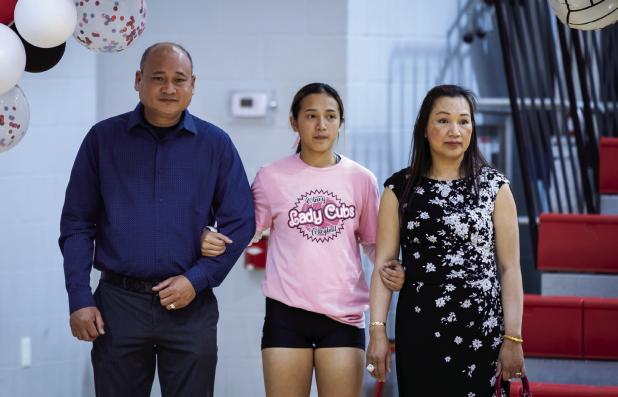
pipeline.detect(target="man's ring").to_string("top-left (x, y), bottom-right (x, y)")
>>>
top-left (168, 303), bottom-right (176, 310)
top-left (514, 371), bottom-right (523, 377)
top-left (366, 363), bottom-right (375, 373)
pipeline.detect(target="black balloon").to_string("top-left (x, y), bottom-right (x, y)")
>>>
top-left (10, 23), bottom-right (66, 73)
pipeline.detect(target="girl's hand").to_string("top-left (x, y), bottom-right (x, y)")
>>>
top-left (366, 328), bottom-right (392, 382)
top-left (200, 230), bottom-right (232, 257)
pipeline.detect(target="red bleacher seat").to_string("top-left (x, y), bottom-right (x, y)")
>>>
top-left (523, 295), bottom-right (618, 360)
top-left (522, 294), bottom-right (583, 358)
top-left (600, 137), bottom-right (618, 194)
top-left (537, 213), bottom-right (618, 273)
top-left (524, 382), bottom-right (618, 396)
top-left (583, 297), bottom-right (618, 360)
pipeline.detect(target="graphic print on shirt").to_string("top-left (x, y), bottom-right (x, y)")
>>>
top-left (287, 189), bottom-right (356, 242)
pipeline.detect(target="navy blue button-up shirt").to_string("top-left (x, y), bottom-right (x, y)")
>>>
top-left (59, 104), bottom-right (255, 313)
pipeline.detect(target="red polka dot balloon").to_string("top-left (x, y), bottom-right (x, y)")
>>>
top-left (0, 85), bottom-right (30, 154)
top-left (73, 0), bottom-right (147, 52)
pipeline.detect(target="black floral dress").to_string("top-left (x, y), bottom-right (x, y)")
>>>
top-left (385, 167), bottom-right (509, 397)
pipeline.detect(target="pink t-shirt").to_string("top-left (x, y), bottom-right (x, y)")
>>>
top-left (252, 154), bottom-right (379, 328)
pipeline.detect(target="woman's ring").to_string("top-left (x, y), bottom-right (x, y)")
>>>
top-left (366, 363), bottom-right (376, 373)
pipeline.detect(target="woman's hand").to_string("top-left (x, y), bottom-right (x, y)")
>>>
top-left (379, 260), bottom-right (405, 291)
top-left (366, 327), bottom-right (391, 382)
top-left (496, 339), bottom-right (525, 381)
top-left (200, 230), bottom-right (232, 257)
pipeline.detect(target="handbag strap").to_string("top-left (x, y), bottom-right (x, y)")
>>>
top-left (522, 375), bottom-right (532, 397)
top-left (494, 374), bottom-right (532, 396)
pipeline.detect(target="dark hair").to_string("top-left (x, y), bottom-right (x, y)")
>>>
top-left (398, 84), bottom-right (488, 219)
top-left (290, 83), bottom-right (345, 153)
top-left (140, 42), bottom-right (193, 73)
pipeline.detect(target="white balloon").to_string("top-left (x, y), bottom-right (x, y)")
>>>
top-left (0, 85), bottom-right (30, 154)
top-left (0, 24), bottom-right (26, 96)
top-left (14, 0), bottom-right (77, 48)
top-left (549, 0), bottom-right (618, 31)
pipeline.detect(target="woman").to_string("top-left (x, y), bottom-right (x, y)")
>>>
top-left (367, 85), bottom-right (525, 396)
top-left (202, 82), bottom-right (404, 397)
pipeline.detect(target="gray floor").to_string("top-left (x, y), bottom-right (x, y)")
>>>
top-left (525, 358), bottom-right (618, 386)
top-left (601, 195), bottom-right (618, 214)
top-left (541, 273), bottom-right (618, 298)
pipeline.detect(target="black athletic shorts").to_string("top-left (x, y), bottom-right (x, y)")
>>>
top-left (261, 297), bottom-right (365, 350)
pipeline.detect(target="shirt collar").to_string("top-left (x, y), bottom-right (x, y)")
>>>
top-left (128, 103), bottom-right (198, 136)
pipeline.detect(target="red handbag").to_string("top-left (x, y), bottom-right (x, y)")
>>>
top-left (495, 374), bottom-right (532, 397)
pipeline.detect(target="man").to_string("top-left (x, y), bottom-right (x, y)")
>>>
top-left (59, 42), bottom-right (255, 397)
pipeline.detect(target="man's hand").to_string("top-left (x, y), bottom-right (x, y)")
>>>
top-left (379, 259), bottom-right (405, 291)
top-left (200, 230), bottom-right (233, 257)
top-left (70, 306), bottom-right (105, 341)
top-left (153, 275), bottom-right (197, 310)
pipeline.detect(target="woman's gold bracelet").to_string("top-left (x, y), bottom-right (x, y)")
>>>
top-left (369, 321), bottom-right (386, 327)
top-left (503, 334), bottom-right (524, 343)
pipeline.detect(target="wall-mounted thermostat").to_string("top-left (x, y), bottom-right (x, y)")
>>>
top-left (231, 92), bottom-right (273, 118)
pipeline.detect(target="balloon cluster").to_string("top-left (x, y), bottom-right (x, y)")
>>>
top-left (0, 0), bottom-right (147, 153)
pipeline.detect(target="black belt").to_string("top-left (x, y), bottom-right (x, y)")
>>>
top-left (101, 271), bottom-right (161, 294)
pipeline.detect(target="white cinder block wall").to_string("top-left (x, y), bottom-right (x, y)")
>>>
top-left (0, 1), bottom-right (460, 396)
top-left (347, 0), bottom-right (463, 181)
